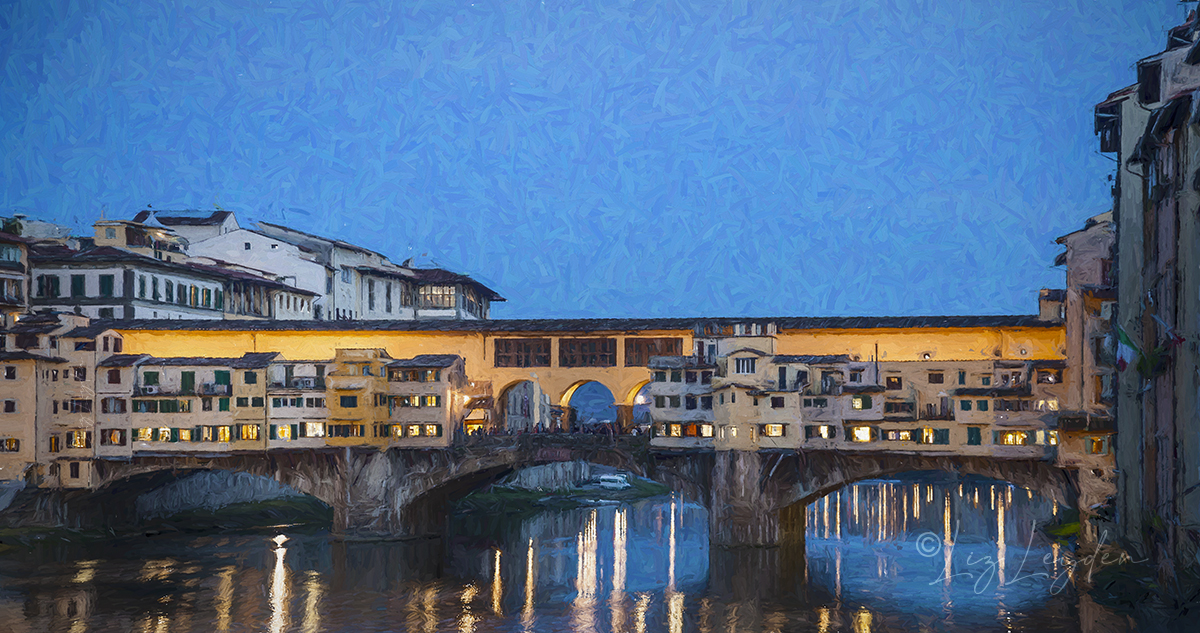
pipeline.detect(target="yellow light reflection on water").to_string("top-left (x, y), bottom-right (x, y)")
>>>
top-left (633, 592), bottom-right (651, 633)
top-left (492, 549), bottom-right (503, 616)
top-left (667, 590), bottom-right (685, 633)
top-left (573, 509), bottom-right (599, 632)
top-left (460, 583), bottom-right (478, 633)
top-left (269, 539), bottom-right (290, 633)
top-left (668, 499), bottom-right (676, 589)
top-left (817, 607), bottom-right (832, 633)
top-left (522, 538), bottom-right (536, 632)
top-left (215, 565), bottom-right (235, 633)
top-left (73, 559), bottom-right (98, 584)
top-left (997, 495), bottom-right (1007, 586)
top-left (302, 570), bottom-right (322, 633)
top-left (854, 606), bottom-right (873, 633)
top-left (611, 508), bottom-right (627, 633)
top-left (943, 492), bottom-right (953, 589)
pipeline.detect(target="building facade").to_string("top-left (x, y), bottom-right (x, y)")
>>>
top-left (1094, 13), bottom-right (1200, 573)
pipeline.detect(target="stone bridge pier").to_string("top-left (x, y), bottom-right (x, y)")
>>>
top-left (657, 449), bottom-right (1079, 548)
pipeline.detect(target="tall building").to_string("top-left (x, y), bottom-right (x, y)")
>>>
top-left (0, 232), bottom-right (30, 319)
top-left (1093, 12), bottom-right (1200, 573)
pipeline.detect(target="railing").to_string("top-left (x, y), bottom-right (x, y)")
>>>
top-left (199, 383), bottom-right (231, 395)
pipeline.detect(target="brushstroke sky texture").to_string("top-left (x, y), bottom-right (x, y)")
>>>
top-left (0, 0), bottom-right (1184, 318)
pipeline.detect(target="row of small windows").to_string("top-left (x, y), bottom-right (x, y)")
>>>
top-left (651, 370), bottom-right (713, 384)
top-left (134, 425), bottom-right (260, 442)
top-left (494, 338), bottom-right (684, 368)
top-left (653, 395), bottom-right (713, 410)
top-left (337, 395), bottom-right (444, 408)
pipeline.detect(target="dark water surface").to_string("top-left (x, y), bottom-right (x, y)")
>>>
top-left (0, 477), bottom-right (1126, 632)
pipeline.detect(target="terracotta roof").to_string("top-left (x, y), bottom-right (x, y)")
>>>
top-left (98, 352), bottom-right (281, 368)
top-left (0, 351), bottom-right (67, 363)
top-left (387, 354), bottom-right (461, 369)
top-left (93, 314), bottom-right (1062, 334)
top-left (772, 354), bottom-right (854, 365)
top-left (408, 267), bottom-right (505, 301)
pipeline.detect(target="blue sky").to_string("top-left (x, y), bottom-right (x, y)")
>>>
top-left (0, 0), bottom-right (1184, 318)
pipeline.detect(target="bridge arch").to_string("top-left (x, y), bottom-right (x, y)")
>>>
top-left (773, 452), bottom-right (1077, 512)
top-left (623, 379), bottom-right (652, 407)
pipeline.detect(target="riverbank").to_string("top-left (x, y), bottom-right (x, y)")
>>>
top-left (455, 474), bottom-right (670, 518)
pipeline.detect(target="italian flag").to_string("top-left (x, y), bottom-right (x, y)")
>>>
top-left (1115, 325), bottom-right (1140, 372)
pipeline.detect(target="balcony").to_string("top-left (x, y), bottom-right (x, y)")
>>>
top-left (199, 383), bottom-right (232, 396)
top-left (268, 378), bottom-right (325, 391)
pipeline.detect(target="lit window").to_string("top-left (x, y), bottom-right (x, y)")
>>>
top-left (1088, 437), bottom-right (1107, 454)
top-left (424, 424), bottom-right (440, 437)
top-left (1047, 431), bottom-right (1059, 445)
top-left (157, 427), bottom-right (171, 442)
top-left (178, 428), bottom-right (192, 442)
top-left (763, 424), bottom-right (785, 437)
top-left (407, 424), bottom-right (422, 437)
top-left (700, 424), bottom-right (714, 438)
top-left (306, 422), bottom-right (325, 438)
top-left (1000, 431), bottom-right (1028, 446)
top-left (217, 426), bottom-right (232, 442)
top-left (852, 426), bottom-right (872, 442)
top-left (851, 395), bottom-right (872, 410)
top-left (276, 425), bottom-right (292, 440)
top-left (728, 426), bottom-right (738, 438)
top-left (669, 424), bottom-right (682, 437)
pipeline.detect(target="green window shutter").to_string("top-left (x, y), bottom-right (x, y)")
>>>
top-left (193, 427), bottom-right (202, 442)
top-left (170, 428), bottom-right (179, 442)
top-left (181, 372), bottom-right (195, 394)
top-left (219, 397), bottom-right (229, 412)
top-left (269, 425), bottom-right (277, 440)
top-left (978, 400), bottom-right (989, 412)
top-left (290, 424), bottom-right (299, 440)
top-left (214, 371), bottom-right (230, 386)
top-left (144, 372), bottom-right (159, 386)
top-left (861, 395), bottom-right (872, 409)
top-left (967, 427), bottom-right (981, 445)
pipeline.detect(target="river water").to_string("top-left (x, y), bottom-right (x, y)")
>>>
top-left (0, 475), bottom-right (1128, 632)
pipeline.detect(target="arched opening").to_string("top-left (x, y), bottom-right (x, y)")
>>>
top-left (51, 469), bottom-right (332, 533)
top-left (498, 380), bottom-right (556, 432)
top-left (560, 380), bottom-right (618, 433)
top-left (629, 382), bottom-right (654, 432)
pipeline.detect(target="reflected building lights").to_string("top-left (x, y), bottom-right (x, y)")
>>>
top-left (667, 590), bottom-right (685, 633)
top-left (998, 495), bottom-right (1007, 586)
top-left (269, 540), bottom-right (290, 633)
top-left (460, 583), bottom-right (478, 633)
top-left (573, 509), bottom-right (598, 632)
top-left (633, 593), bottom-right (650, 633)
top-left (611, 508), bottom-right (627, 633)
top-left (215, 565), bottom-right (235, 633)
top-left (668, 499), bottom-right (676, 589)
top-left (302, 570), bottom-right (323, 633)
top-left (492, 549), bottom-right (503, 616)
top-left (817, 607), bottom-right (832, 633)
top-left (73, 560), bottom-right (98, 584)
top-left (523, 538), bottom-right (536, 632)
top-left (854, 606), bottom-right (873, 633)
top-left (943, 492), bottom-right (953, 589)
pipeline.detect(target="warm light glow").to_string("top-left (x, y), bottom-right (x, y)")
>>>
top-left (302, 570), bottom-right (322, 633)
top-left (215, 566), bottom-right (235, 632)
top-left (459, 584), bottom-right (478, 633)
top-left (1000, 431), bottom-right (1028, 446)
top-left (852, 426), bottom-right (872, 442)
top-left (269, 542), bottom-right (290, 633)
top-left (573, 509), bottom-right (598, 631)
top-left (522, 538), bottom-right (535, 632)
top-left (854, 606), bottom-right (873, 633)
top-left (611, 508), bottom-right (627, 633)
top-left (998, 492), bottom-right (1007, 586)
top-left (764, 424), bottom-right (784, 437)
top-left (73, 559), bottom-right (97, 584)
top-left (669, 424), bottom-right (682, 437)
top-left (699, 424), bottom-right (713, 438)
top-left (492, 549), bottom-right (503, 616)
top-left (633, 593), bottom-right (650, 633)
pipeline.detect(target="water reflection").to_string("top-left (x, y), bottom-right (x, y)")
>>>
top-left (0, 476), bottom-right (1124, 632)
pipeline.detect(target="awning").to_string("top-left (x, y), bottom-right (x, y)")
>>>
top-left (465, 409), bottom-right (487, 421)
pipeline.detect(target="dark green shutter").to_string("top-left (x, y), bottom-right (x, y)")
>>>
top-left (291, 424), bottom-right (299, 440)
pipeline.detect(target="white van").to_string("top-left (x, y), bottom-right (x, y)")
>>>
top-left (597, 474), bottom-right (631, 490)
